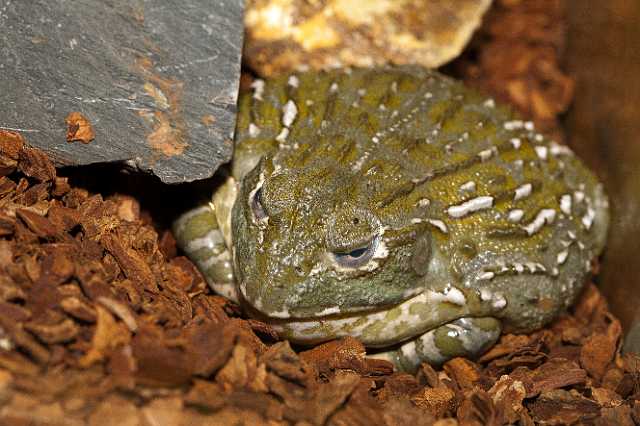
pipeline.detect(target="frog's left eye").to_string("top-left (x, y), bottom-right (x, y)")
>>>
top-left (251, 187), bottom-right (268, 221)
top-left (332, 236), bottom-right (379, 268)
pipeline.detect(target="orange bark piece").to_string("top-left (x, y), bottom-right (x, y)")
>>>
top-left (65, 112), bottom-right (95, 144)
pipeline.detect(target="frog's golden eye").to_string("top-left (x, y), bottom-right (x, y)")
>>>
top-left (251, 186), bottom-right (268, 221)
top-left (332, 236), bottom-right (379, 268)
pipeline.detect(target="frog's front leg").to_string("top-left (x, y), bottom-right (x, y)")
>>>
top-left (172, 177), bottom-right (238, 302)
top-left (371, 317), bottom-right (502, 372)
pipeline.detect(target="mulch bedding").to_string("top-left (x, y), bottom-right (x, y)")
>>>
top-left (0, 1), bottom-right (638, 425)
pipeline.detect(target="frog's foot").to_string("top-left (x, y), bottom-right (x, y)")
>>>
top-left (370, 317), bottom-right (501, 372)
top-left (173, 204), bottom-right (238, 302)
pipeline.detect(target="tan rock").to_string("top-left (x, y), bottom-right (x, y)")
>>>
top-left (244, 0), bottom-right (492, 76)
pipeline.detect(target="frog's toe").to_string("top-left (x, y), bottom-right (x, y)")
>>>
top-left (371, 316), bottom-right (501, 372)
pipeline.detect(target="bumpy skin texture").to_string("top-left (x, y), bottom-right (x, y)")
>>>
top-left (174, 66), bottom-right (609, 371)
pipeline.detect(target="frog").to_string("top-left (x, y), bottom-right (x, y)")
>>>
top-left (173, 66), bottom-right (609, 372)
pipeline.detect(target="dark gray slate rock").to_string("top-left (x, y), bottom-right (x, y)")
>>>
top-left (0, 0), bottom-right (243, 183)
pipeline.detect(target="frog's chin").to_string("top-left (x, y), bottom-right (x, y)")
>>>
top-left (239, 283), bottom-right (425, 321)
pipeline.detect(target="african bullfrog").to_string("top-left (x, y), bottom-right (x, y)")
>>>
top-left (173, 66), bottom-right (609, 371)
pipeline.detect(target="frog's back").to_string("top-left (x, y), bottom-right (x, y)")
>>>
top-left (233, 66), bottom-right (608, 332)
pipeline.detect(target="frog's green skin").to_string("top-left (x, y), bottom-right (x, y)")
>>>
top-left (173, 66), bottom-right (609, 371)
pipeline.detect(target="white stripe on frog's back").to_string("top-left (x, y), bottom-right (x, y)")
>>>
top-left (447, 196), bottom-right (494, 218)
top-left (514, 183), bottom-right (533, 201)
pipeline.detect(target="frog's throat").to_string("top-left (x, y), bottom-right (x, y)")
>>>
top-left (247, 285), bottom-right (506, 348)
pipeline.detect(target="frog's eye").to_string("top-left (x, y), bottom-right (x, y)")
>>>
top-left (251, 187), bottom-right (268, 221)
top-left (332, 236), bottom-right (379, 268)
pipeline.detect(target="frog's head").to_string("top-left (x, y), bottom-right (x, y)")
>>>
top-left (232, 151), bottom-right (434, 319)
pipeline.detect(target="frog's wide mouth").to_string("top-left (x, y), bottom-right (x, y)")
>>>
top-left (238, 278), bottom-right (426, 320)
top-left (247, 289), bottom-right (486, 348)
top-left (238, 282), bottom-right (507, 347)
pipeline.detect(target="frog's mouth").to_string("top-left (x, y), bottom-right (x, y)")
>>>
top-left (238, 277), bottom-right (426, 320)
top-left (239, 279), bottom-right (508, 348)
top-left (244, 287), bottom-right (495, 348)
